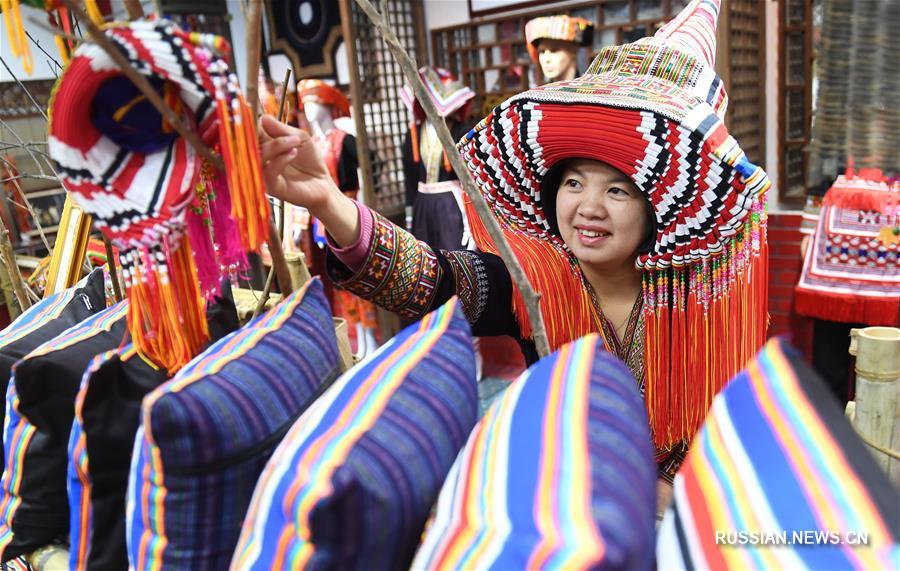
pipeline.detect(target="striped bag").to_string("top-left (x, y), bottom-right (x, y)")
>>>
top-left (411, 333), bottom-right (657, 571)
top-left (127, 278), bottom-right (340, 571)
top-left (231, 297), bottom-right (478, 571)
top-left (656, 338), bottom-right (900, 569)
top-left (0, 269), bottom-right (106, 477)
top-left (0, 301), bottom-right (128, 562)
top-left (67, 291), bottom-right (239, 571)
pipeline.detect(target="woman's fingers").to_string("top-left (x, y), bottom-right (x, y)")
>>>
top-left (260, 135), bottom-right (301, 162)
top-left (260, 114), bottom-right (304, 139)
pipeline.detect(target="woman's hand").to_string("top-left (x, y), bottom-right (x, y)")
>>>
top-left (657, 478), bottom-right (674, 520)
top-left (258, 115), bottom-right (360, 247)
top-left (259, 115), bottom-right (336, 213)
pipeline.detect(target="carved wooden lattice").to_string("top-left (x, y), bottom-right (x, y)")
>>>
top-left (341, 0), bottom-right (427, 217)
top-left (779, 0), bottom-right (813, 205)
top-left (723, 0), bottom-right (765, 166)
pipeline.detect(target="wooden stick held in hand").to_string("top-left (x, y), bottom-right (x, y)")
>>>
top-left (352, 0), bottom-right (551, 357)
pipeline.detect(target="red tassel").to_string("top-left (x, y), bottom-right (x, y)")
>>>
top-left (410, 121), bottom-right (420, 164)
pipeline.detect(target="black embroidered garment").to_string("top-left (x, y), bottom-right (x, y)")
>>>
top-left (326, 207), bottom-right (687, 479)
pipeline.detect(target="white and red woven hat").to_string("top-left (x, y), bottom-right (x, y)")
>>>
top-left (48, 20), bottom-right (239, 249)
top-left (524, 15), bottom-right (594, 62)
top-left (400, 66), bottom-right (475, 123)
top-left (460, 0), bottom-right (768, 271)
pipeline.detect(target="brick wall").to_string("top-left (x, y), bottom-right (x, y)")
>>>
top-left (767, 212), bottom-right (813, 356)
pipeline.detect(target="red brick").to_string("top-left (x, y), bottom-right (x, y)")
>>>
top-left (773, 270), bottom-right (802, 286)
top-left (768, 256), bottom-right (803, 271)
top-left (772, 243), bottom-right (802, 257)
top-left (769, 213), bottom-right (803, 226)
top-left (768, 228), bottom-right (802, 243)
top-left (769, 284), bottom-right (797, 300)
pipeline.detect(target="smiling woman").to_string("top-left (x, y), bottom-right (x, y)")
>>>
top-left (259, 0), bottom-right (770, 487)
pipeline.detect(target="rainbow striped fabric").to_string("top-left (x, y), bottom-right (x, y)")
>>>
top-left (411, 333), bottom-right (656, 570)
top-left (0, 270), bottom-right (106, 477)
top-left (656, 338), bottom-right (900, 569)
top-left (231, 297), bottom-right (478, 571)
top-left (127, 278), bottom-right (340, 571)
top-left (67, 343), bottom-right (170, 571)
top-left (0, 301), bottom-right (127, 562)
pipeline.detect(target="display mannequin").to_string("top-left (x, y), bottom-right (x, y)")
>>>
top-left (524, 15), bottom-right (594, 84)
top-left (296, 80), bottom-right (379, 359)
top-left (401, 67), bottom-right (475, 252)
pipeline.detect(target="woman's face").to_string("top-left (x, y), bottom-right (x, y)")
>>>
top-left (555, 159), bottom-right (650, 270)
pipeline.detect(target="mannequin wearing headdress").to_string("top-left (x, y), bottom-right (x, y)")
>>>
top-left (525, 15), bottom-right (594, 84)
top-left (401, 67), bottom-right (475, 253)
top-left (297, 80), bottom-right (379, 358)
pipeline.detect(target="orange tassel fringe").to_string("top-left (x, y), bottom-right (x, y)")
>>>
top-left (124, 239), bottom-right (209, 374)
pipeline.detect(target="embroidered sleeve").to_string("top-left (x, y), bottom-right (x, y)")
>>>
top-left (656, 442), bottom-right (689, 484)
top-left (327, 209), bottom-right (442, 321)
top-left (442, 250), bottom-right (489, 324)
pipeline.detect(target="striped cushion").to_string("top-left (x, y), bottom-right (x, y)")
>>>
top-left (412, 333), bottom-right (657, 571)
top-left (656, 338), bottom-right (900, 569)
top-left (232, 297), bottom-right (478, 571)
top-left (127, 278), bottom-right (340, 571)
top-left (68, 291), bottom-right (238, 571)
top-left (0, 270), bottom-right (106, 477)
top-left (0, 301), bottom-right (128, 562)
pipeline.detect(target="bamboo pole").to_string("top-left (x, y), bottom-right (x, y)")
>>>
top-left (352, 0), bottom-right (550, 357)
top-left (849, 326), bottom-right (900, 486)
top-left (123, 0), bottom-right (144, 19)
top-left (253, 70), bottom-right (294, 318)
top-left (245, 0), bottom-right (263, 121)
top-left (62, 0), bottom-right (224, 172)
top-left (0, 216), bottom-right (29, 312)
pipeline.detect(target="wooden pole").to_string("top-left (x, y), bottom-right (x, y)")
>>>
top-left (253, 70), bottom-right (294, 318)
top-left (62, 0), bottom-right (224, 171)
top-left (352, 0), bottom-right (551, 357)
top-left (338, 0), bottom-right (376, 209)
top-left (245, 0), bottom-right (264, 121)
top-left (0, 216), bottom-right (29, 312)
top-left (123, 0), bottom-right (144, 19)
top-left (849, 326), bottom-right (900, 486)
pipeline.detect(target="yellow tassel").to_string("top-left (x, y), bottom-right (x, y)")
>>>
top-left (2, 0), bottom-right (33, 75)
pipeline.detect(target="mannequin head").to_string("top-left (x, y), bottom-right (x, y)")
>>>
top-left (303, 101), bottom-right (334, 135)
top-left (524, 15), bottom-right (594, 85)
top-left (535, 38), bottom-right (580, 82)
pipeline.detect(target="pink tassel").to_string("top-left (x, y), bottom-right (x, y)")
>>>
top-left (209, 171), bottom-right (249, 277)
top-left (185, 205), bottom-right (220, 299)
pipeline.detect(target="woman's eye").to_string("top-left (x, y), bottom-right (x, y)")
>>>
top-left (609, 186), bottom-right (628, 196)
top-left (564, 178), bottom-right (581, 189)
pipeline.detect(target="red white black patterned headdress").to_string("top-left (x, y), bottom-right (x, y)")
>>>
top-left (49, 20), bottom-right (269, 372)
top-left (459, 0), bottom-right (770, 448)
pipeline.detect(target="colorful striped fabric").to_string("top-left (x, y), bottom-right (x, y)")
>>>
top-left (656, 338), bottom-right (900, 569)
top-left (127, 278), bottom-right (340, 571)
top-left (0, 270), bottom-right (106, 478)
top-left (0, 301), bottom-right (127, 562)
top-left (67, 344), bottom-right (170, 571)
top-left (231, 297), bottom-right (478, 571)
top-left (411, 333), bottom-right (657, 571)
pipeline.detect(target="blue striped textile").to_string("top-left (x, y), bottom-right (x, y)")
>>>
top-left (231, 296), bottom-right (478, 571)
top-left (0, 300), bottom-right (127, 562)
top-left (0, 270), bottom-right (106, 479)
top-left (127, 278), bottom-right (340, 571)
top-left (412, 333), bottom-right (657, 571)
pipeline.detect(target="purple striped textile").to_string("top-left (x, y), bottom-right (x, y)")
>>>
top-left (231, 297), bottom-right (478, 571)
top-left (127, 278), bottom-right (340, 571)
